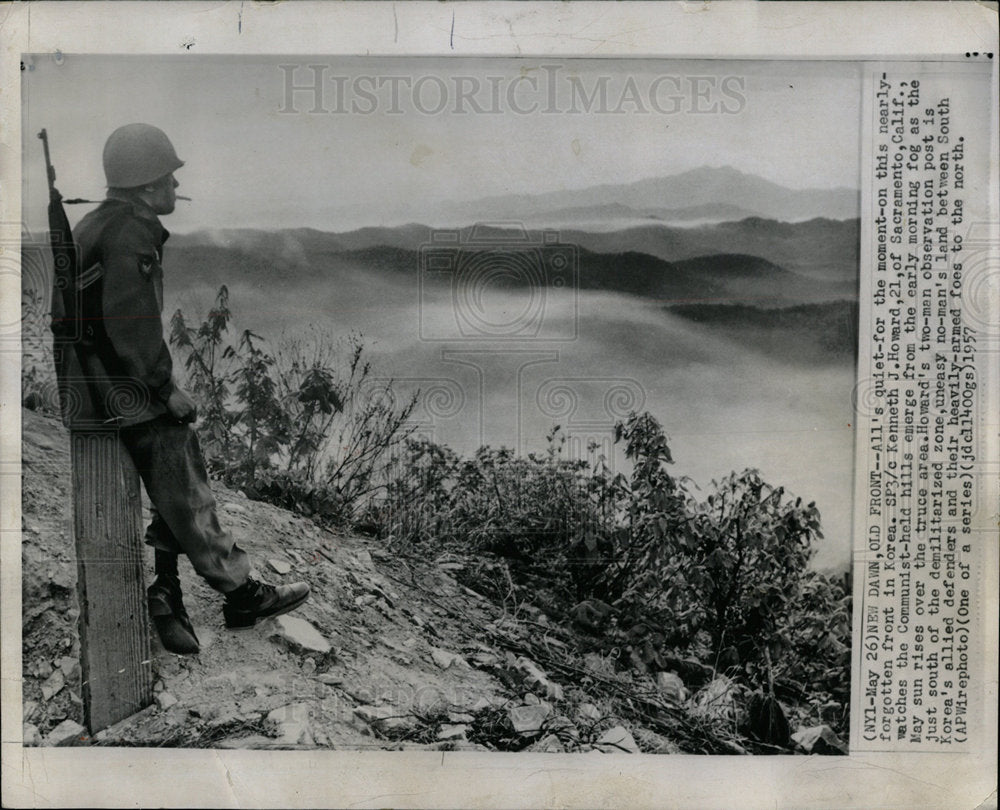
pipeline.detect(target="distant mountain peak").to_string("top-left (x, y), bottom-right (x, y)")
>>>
top-left (437, 166), bottom-right (859, 227)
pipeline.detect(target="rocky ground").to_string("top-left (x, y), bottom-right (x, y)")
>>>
top-left (20, 407), bottom-right (845, 755)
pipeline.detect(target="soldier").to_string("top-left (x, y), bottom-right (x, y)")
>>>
top-left (67, 123), bottom-right (310, 655)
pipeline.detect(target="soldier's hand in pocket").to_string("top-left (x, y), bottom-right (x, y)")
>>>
top-left (166, 388), bottom-right (198, 423)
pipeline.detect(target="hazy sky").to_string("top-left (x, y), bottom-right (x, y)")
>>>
top-left (22, 55), bottom-right (861, 232)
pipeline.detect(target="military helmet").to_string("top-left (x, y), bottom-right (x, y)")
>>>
top-left (103, 123), bottom-right (184, 188)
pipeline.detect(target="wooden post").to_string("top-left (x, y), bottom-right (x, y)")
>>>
top-left (70, 427), bottom-right (153, 733)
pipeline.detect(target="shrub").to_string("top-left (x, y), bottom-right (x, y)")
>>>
top-left (169, 286), bottom-right (416, 524)
top-left (376, 410), bottom-right (837, 694)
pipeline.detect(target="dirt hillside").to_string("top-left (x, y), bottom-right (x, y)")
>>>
top-left (20, 407), bottom-right (523, 750)
top-left (21, 407), bottom-right (845, 755)
top-left (20, 408), bottom-right (683, 752)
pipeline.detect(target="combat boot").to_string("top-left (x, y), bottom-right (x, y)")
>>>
top-left (147, 574), bottom-right (200, 655)
top-left (223, 577), bottom-right (310, 629)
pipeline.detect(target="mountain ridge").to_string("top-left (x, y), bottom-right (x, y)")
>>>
top-left (434, 165), bottom-right (858, 224)
top-left (169, 216), bottom-right (859, 289)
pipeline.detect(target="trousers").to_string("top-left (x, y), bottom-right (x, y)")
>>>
top-left (119, 416), bottom-right (250, 593)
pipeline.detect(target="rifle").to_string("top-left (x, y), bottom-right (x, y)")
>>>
top-left (38, 129), bottom-right (112, 424)
top-left (38, 128), bottom-right (81, 339)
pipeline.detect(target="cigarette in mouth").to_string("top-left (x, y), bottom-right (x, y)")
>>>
top-left (176, 195), bottom-right (192, 201)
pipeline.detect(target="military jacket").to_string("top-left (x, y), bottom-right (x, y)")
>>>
top-left (58, 194), bottom-right (175, 427)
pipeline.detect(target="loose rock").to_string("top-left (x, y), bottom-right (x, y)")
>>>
top-left (268, 558), bottom-right (292, 575)
top-left (430, 647), bottom-right (465, 670)
top-left (155, 692), bottom-right (178, 710)
top-left (267, 703), bottom-right (313, 745)
top-left (22, 723), bottom-right (43, 747)
top-left (576, 702), bottom-right (602, 723)
top-left (41, 669), bottom-right (65, 701)
top-left (689, 676), bottom-right (741, 724)
top-left (47, 719), bottom-right (88, 747)
top-left (265, 615), bottom-right (332, 654)
top-left (633, 726), bottom-right (682, 754)
top-left (594, 725), bottom-right (640, 754)
top-left (513, 656), bottom-right (564, 701)
top-left (353, 704), bottom-right (415, 734)
top-left (532, 733), bottom-right (565, 753)
top-left (655, 671), bottom-right (688, 702)
top-left (508, 703), bottom-right (551, 735)
top-left (792, 724), bottom-right (848, 755)
top-left (436, 724), bottom-right (468, 741)
top-left (544, 715), bottom-right (579, 744)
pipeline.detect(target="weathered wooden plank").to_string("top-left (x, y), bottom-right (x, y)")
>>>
top-left (70, 428), bottom-right (152, 733)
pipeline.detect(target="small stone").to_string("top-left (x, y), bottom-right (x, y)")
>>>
top-left (41, 669), bottom-right (65, 701)
top-left (655, 671), bottom-right (688, 702)
top-left (192, 626), bottom-right (216, 651)
top-left (301, 657), bottom-right (317, 676)
top-left (223, 502), bottom-right (247, 514)
top-left (353, 704), bottom-right (415, 733)
top-left (57, 656), bottom-right (80, 681)
top-left (266, 702), bottom-right (313, 745)
top-left (633, 726), bottom-right (682, 755)
top-left (508, 703), bottom-right (551, 735)
top-left (532, 733), bottom-right (565, 753)
top-left (470, 651), bottom-right (500, 667)
top-left (594, 725), bottom-right (640, 754)
top-left (36, 661), bottom-right (53, 679)
top-left (576, 702), bottom-right (602, 723)
top-left (354, 594), bottom-right (377, 607)
top-left (156, 692), bottom-right (178, 710)
top-left (469, 697), bottom-right (494, 713)
top-left (23, 701), bottom-right (38, 722)
top-left (523, 693), bottom-right (540, 705)
top-left (317, 673), bottom-right (343, 686)
top-left (689, 676), bottom-right (740, 724)
top-left (448, 712), bottom-right (474, 724)
top-left (436, 723), bottom-right (468, 741)
top-left (265, 615), bottom-right (331, 654)
top-left (792, 725), bottom-right (848, 755)
top-left (47, 719), bottom-right (88, 747)
top-left (514, 656), bottom-right (564, 701)
top-left (430, 647), bottom-right (465, 670)
top-left (23, 723), bottom-right (44, 746)
top-left (153, 680), bottom-right (165, 693)
top-left (267, 558), bottom-right (292, 575)
top-left (544, 715), bottom-right (579, 743)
